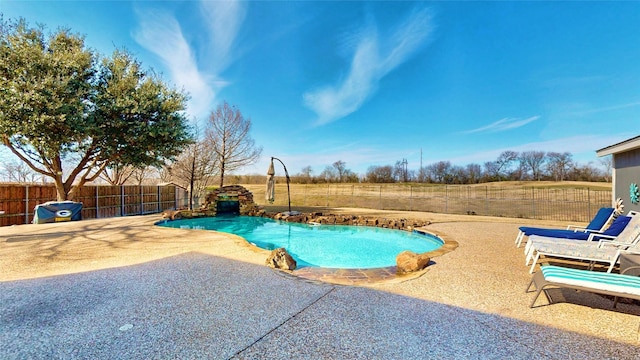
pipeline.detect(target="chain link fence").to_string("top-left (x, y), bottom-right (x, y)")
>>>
top-left (243, 183), bottom-right (612, 222)
top-left (1, 182), bottom-right (612, 226)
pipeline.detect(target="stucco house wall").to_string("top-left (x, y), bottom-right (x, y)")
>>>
top-left (597, 135), bottom-right (640, 214)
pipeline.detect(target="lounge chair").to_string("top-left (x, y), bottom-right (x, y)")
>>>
top-left (526, 215), bottom-right (640, 273)
top-left (527, 264), bottom-right (640, 308)
top-left (523, 214), bottom-right (634, 259)
top-left (515, 207), bottom-right (616, 247)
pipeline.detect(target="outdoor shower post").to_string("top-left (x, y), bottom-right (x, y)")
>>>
top-left (271, 157), bottom-right (292, 213)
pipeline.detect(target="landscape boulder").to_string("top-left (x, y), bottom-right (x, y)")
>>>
top-left (396, 250), bottom-right (431, 274)
top-left (161, 210), bottom-right (183, 220)
top-left (265, 247), bottom-right (297, 270)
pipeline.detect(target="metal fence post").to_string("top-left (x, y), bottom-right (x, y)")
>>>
top-left (25, 185), bottom-right (29, 224)
top-left (531, 187), bottom-right (536, 218)
top-left (95, 186), bottom-right (99, 218)
top-left (157, 186), bottom-right (161, 213)
top-left (326, 183), bottom-right (330, 207)
top-left (120, 185), bottom-right (125, 216)
top-left (466, 186), bottom-right (470, 212)
top-left (409, 185), bottom-right (413, 211)
top-left (485, 186), bottom-right (488, 215)
top-left (445, 185), bottom-right (448, 213)
top-left (588, 188), bottom-right (591, 219)
top-left (352, 184), bottom-right (355, 208)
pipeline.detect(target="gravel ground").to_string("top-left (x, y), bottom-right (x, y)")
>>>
top-left (1, 209), bottom-right (640, 359)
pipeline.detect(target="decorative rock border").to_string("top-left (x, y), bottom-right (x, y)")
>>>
top-left (251, 210), bottom-right (431, 232)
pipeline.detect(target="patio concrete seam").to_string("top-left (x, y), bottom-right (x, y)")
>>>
top-left (229, 286), bottom-right (337, 359)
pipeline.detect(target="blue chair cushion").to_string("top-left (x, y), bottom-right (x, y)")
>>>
top-left (585, 207), bottom-right (615, 230)
top-left (601, 215), bottom-right (631, 236)
top-left (519, 227), bottom-right (590, 239)
top-left (519, 215), bottom-right (630, 240)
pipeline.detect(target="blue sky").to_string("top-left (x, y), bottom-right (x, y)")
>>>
top-left (2, 1), bottom-right (639, 176)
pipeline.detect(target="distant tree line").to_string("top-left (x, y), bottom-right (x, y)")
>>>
top-left (232, 150), bottom-right (612, 185)
top-left (3, 148), bottom-right (612, 190)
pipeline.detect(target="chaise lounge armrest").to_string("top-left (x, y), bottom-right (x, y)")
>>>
top-left (596, 239), bottom-right (636, 248)
top-left (565, 224), bottom-right (590, 232)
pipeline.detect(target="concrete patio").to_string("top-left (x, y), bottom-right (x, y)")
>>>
top-left (1, 208), bottom-right (639, 359)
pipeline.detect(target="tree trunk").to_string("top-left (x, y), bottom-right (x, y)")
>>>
top-left (189, 156), bottom-right (195, 210)
top-left (54, 175), bottom-right (68, 201)
top-left (55, 186), bottom-right (67, 201)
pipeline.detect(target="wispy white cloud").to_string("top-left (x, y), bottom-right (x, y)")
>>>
top-left (133, 1), bottom-right (245, 119)
top-left (303, 7), bottom-right (434, 126)
top-left (199, 0), bottom-right (246, 74)
top-left (133, 9), bottom-right (215, 118)
top-left (463, 116), bottom-right (540, 134)
top-left (566, 100), bottom-right (640, 117)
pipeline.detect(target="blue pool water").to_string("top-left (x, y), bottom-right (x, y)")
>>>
top-left (157, 215), bottom-right (443, 269)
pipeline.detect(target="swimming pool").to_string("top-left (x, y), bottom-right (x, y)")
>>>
top-left (157, 215), bottom-right (443, 269)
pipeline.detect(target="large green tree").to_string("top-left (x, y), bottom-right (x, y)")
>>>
top-left (0, 19), bottom-right (192, 200)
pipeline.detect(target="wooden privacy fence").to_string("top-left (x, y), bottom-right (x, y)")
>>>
top-left (243, 183), bottom-right (613, 223)
top-left (0, 184), bottom-right (189, 227)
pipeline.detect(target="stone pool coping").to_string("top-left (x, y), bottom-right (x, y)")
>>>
top-left (232, 224), bottom-right (459, 285)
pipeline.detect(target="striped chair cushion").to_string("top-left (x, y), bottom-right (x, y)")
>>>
top-left (541, 265), bottom-right (640, 297)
